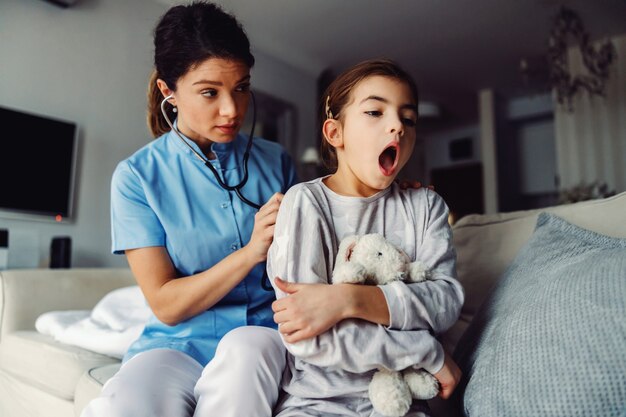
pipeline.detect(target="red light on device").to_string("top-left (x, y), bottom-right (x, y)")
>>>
top-left (55, 214), bottom-right (63, 222)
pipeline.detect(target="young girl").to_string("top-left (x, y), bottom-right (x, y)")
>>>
top-left (267, 59), bottom-right (464, 417)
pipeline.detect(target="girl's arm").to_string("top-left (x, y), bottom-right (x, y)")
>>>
top-left (272, 278), bottom-right (390, 342)
top-left (271, 189), bottom-right (464, 341)
top-left (273, 279), bottom-right (461, 395)
top-left (267, 185), bottom-right (445, 374)
top-left (378, 190), bottom-right (464, 334)
top-left (287, 316), bottom-right (445, 375)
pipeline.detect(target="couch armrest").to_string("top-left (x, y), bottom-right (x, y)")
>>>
top-left (0, 268), bottom-right (135, 340)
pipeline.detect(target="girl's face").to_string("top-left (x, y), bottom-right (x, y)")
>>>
top-left (327, 75), bottom-right (417, 197)
top-left (163, 58), bottom-right (251, 152)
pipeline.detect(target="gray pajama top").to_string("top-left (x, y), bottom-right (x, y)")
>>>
top-left (267, 177), bottom-right (464, 401)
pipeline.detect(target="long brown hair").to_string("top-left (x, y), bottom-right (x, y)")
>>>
top-left (146, 1), bottom-right (255, 138)
top-left (146, 70), bottom-right (174, 138)
top-left (319, 59), bottom-right (419, 171)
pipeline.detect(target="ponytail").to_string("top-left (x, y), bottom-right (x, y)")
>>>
top-left (146, 69), bottom-right (175, 138)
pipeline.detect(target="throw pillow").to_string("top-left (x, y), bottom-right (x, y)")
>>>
top-left (452, 212), bottom-right (626, 417)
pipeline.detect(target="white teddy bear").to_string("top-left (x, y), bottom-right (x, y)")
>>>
top-left (331, 233), bottom-right (440, 417)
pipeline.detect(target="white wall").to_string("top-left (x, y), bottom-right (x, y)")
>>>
top-left (423, 125), bottom-right (480, 179)
top-left (251, 51), bottom-right (317, 166)
top-left (0, 0), bottom-right (317, 268)
top-left (506, 93), bottom-right (556, 196)
top-left (515, 119), bottom-right (556, 194)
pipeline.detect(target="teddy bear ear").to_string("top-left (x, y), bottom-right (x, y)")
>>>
top-left (338, 235), bottom-right (359, 262)
top-left (345, 241), bottom-right (357, 262)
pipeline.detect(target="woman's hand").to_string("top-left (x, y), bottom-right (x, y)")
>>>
top-left (272, 278), bottom-right (347, 343)
top-left (433, 350), bottom-right (462, 399)
top-left (395, 179), bottom-right (435, 191)
top-left (244, 192), bottom-right (283, 263)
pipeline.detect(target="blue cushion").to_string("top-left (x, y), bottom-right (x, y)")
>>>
top-left (452, 212), bottom-right (626, 417)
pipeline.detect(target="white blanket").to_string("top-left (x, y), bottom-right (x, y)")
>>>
top-left (35, 285), bottom-right (150, 359)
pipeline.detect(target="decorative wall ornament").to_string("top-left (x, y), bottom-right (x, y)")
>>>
top-left (558, 181), bottom-right (615, 204)
top-left (547, 7), bottom-right (617, 111)
top-left (553, 34), bottom-right (626, 196)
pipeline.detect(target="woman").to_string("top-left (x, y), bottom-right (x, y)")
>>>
top-left (81, 2), bottom-right (298, 416)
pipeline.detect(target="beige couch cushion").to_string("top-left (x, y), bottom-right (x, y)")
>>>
top-left (0, 268), bottom-right (135, 339)
top-left (0, 331), bottom-right (119, 400)
top-left (74, 363), bottom-right (120, 415)
top-left (0, 368), bottom-right (74, 417)
top-left (444, 191), bottom-right (626, 353)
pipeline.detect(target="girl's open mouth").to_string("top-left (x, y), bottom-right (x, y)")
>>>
top-left (378, 143), bottom-right (399, 176)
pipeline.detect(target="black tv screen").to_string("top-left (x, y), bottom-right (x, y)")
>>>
top-left (0, 106), bottom-right (78, 222)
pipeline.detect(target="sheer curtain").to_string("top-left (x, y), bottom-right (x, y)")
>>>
top-left (554, 34), bottom-right (626, 194)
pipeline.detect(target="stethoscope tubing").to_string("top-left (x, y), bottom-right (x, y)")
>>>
top-left (160, 92), bottom-right (261, 209)
top-left (160, 91), bottom-right (274, 291)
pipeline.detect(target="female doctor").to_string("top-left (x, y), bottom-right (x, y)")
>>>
top-left (81, 2), bottom-right (298, 416)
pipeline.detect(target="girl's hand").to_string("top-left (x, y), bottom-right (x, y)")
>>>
top-left (272, 278), bottom-right (346, 343)
top-left (433, 350), bottom-right (462, 399)
top-left (244, 193), bottom-right (283, 263)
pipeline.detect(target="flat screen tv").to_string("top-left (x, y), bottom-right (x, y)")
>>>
top-left (0, 105), bottom-right (79, 223)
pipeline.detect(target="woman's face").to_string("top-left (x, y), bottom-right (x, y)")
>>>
top-left (168, 58), bottom-right (251, 150)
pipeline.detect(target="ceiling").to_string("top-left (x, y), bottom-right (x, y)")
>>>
top-left (156, 0), bottom-right (626, 121)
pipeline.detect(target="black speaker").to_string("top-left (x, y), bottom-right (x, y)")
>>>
top-left (50, 236), bottom-right (72, 269)
top-left (0, 229), bottom-right (8, 270)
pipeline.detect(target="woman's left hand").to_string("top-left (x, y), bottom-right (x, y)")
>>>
top-left (395, 179), bottom-right (434, 191)
top-left (272, 277), bottom-right (346, 344)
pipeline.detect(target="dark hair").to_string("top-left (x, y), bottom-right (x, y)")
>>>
top-left (147, 1), bottom-right (255, 137)
top-left (319, 58), bottom-right (419, 171)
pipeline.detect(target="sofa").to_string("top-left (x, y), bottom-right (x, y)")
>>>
top-left (1, 191), bottom-right (624, 417)
top-left (0, 268), bottom-right (135, 417)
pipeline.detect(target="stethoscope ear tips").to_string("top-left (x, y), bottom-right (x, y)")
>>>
top-left (163, 94), bottom-right (175, 107)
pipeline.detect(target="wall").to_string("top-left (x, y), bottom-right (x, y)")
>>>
top-left (497, 93), bottom-right (556, 211)
top-left (418, 92), bottom-right (555, 217)
top-left (423, 126), bottom-right (480, 178)
top-left (418, 121), bottom-right (482, 221)
top-left (0, 0), bottom-right (317, 268)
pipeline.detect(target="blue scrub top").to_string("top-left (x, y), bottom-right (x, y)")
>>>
top-left (110, 129), bottom-right (298, 366)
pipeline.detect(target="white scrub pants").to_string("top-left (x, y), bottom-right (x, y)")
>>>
top-left (81, 326), bottom-right (286, 417)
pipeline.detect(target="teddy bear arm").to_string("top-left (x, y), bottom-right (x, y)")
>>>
top-left (332, 262), bottom-right (366, 284)
top-left (369, 369), bottom-right (412, 417)
top-left (402, 368), bottom-right (439, 400)
top-left (406, 261), bottom-right (431, 283)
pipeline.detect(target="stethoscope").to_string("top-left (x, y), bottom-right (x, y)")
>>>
top-left (160, 91), bottom-right (275, 291)
top-left (160, 91), bottom-right (262, 209)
